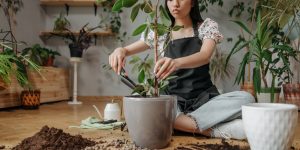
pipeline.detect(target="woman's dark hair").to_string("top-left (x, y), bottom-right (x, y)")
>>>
top-left (165, 0), bottom-right (203, 26)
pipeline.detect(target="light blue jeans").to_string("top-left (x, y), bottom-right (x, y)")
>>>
top-left (176, 91), bottom-right (255, 131)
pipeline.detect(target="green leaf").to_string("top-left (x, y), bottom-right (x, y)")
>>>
top-left (132, 24), bottom-right (147, 36)
top-left (152, 23), bottom-right (168, 36)
top-left (230, 20), bottom-right (253, 35)
top-left (129, 55), bottom-right (141, 64)
top-left (142, 1), bottom-right (152, 13)
top-left (143, 26), bottom-right (150, 42)
top-left (253, 65), bottom-right (261, 94)
top-left (159, 6), bottom-right (171, 26)
top-left (147, 78), bottom-right (154, 87)
top-left (130, 4), bottom-right (140, 22)
top-left (138, 69), bottom-right (145, 83)
top-left (149, 12), bottom-right (155, 19)
top-left (262, 50), bottom-right (272, 62)
top-left (122, 0), bottom-right (138, 8)
top-left (172, 25), bottom-right (183, 31)
top-left (112, 0), bottom-right (123, 12)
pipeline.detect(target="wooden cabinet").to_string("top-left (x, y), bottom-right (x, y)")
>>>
top-left (0, 67), bottom-right (70, 108)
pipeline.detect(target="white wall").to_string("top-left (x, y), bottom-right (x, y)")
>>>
top-left (0, 0), bottom-right (252, 96)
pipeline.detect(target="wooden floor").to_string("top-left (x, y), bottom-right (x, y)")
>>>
top-left (0, 99), bottom-right (299, 150)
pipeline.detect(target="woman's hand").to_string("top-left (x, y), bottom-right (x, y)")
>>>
top-left (109, 47), bottom-right (127, 74)
top-left (154, 57), bottom-right (179, 80)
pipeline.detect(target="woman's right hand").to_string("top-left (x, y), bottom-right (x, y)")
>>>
top-left (109, 47), bottom-right (127, 75)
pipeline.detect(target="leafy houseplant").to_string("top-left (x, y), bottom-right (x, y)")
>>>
top-left (21, 44), bottom-right (61, 66)
top-left (0, 42), bottom-right (41, 108)
top-left (53, 23), bottom-right (98, 58)
top-left (111, 0), bottom-right (182, 149)
top-left (53, 12), bottom-right (70, 32)
top-left (96, 0), bottom-right (127, 43)
top-left (226, 10), bottom-right (298, 102)
top-left (209, 47), bottom-right (234, 94)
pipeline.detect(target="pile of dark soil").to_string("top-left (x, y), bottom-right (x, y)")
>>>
top-left (12, 126), bottom-right (96, 150)
top-left (175, 139), bottom-right (250, 150)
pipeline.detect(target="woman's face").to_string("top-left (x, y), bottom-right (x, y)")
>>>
top-left (167, 0), bottom-right (193, 19)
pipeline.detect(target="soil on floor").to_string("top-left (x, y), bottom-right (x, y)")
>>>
top-left (12, 126), bottom-right (96, 150)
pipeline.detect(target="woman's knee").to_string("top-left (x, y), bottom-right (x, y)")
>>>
top-left (240, 91), bottom-right (255, 103)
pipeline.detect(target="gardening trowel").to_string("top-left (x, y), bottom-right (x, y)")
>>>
top-left (120, 68), bottom-right (137, 89)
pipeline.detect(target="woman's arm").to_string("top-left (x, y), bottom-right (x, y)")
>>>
top-left (176, 39), bottom-right (215, 68)
top-left (155, 39), bottom-right (216, 79)
top-left (123, 40), bottom-right (150, 56)
top-left (109, 40), bottom-right (150, 74)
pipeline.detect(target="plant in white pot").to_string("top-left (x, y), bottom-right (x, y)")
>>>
top-left (111, 0), bottom-right (181, 149)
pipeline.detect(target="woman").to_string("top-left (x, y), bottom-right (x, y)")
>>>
top-left (109, 0), bottom-right (254, 140)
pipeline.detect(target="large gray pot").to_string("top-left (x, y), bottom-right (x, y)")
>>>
top-left (123, 95), bottom-right (177, 149)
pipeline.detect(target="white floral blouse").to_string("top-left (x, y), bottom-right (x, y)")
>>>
top-left (140, 18), bottom-right (224, 53)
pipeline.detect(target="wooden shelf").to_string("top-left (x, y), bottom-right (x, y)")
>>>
top-left (40, 30), bottom-right (114, 37)
top-left (40, 0), bottom-right (101, 6)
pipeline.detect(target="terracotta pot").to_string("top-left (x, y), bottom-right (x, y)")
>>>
top-left (43, 57), bottom-right (54, 66)
top-left (20, 90), bottom-right (41, 109)
top-left (240, 81), bottom-right (256, 98)
top-left (283, 83), bottom-right (300, 109)
top-left (123, 95), bottom-right (177, 149)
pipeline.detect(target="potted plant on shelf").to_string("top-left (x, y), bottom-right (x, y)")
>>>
top-left (40, 48), bottom-right (61, 66)
top-left (21, 44), bottom-right (61, 67)
top-left (53, 12), bottom-right (70, 32)
top-left (53, 23), bottom-right (98, 58)
top-left (112, 0), bottom-right (182, 149)
top-left (226, 10), bottom-right (298, 103)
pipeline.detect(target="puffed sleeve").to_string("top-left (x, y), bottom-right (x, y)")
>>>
top-left (198, 18), bottom-right (224, 43)
top-left (140, 29), bottom-right (167, 53)
top-left (140, 29), bottom-right (155, 49)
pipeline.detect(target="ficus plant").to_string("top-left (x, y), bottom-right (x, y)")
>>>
top-left (112, 0), bottom-right (181, 97)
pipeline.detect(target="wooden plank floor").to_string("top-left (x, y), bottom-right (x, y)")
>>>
top-left (0, 99), bottom-right (299, 149)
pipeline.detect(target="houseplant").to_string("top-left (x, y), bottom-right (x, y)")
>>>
top-left (53, 12), bottom-right (70, 32)
top-left (0, 42), bottom-right (41, 108)
top-left (52, 23), bottom-right (99, 58)
top-left (112, 0), bottom-right (181, 149)
top-left (96, 0), bottom-right (127, 43)
top-left (226, 10), bottom-right (298, 103)
top-left (22, 44), bottom-right (61, 66)
top-left (209, 47), bottom-right (234, 94)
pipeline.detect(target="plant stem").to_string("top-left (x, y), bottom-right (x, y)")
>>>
top-left (153, 0), bottom-right (159, 97)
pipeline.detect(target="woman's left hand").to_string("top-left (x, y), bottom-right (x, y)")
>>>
top-left (154, 57), bottom-right (179, 80)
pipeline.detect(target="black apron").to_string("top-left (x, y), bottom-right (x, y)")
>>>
top-left (163, 23), bottom-right (219, 113)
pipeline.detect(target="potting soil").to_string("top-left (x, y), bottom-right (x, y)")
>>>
top-left (175, 139), bottom-right (250, 150)
top-left (12, 126), bottom-right (96, 150)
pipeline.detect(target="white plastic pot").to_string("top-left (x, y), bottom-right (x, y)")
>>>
top-left (242, 103), bottom-right (298, 150)
top-left (104, 103), bottom-right (121, 121)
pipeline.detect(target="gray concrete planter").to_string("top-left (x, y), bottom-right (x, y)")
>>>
top-left (123, 95), bottom-right (177, 149)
